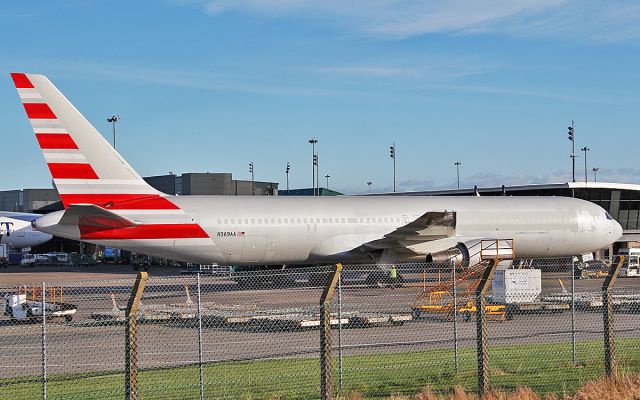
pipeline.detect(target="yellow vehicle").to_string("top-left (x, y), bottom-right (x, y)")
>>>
top-left (411, 298), bottom-right (506, 322)
top-left (457, 301), bottom-right (506, 322)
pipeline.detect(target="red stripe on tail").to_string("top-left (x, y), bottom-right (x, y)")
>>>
top-left (80, 224), bottom-right (209, 240)
top-left (24, 103), bottom-right (57, 119)
top-left (59, 194), bottom-right (180, 209)
top-left (36, 133), bottom-right (78, 149)
top-left (11, 73), bottom-right (34, 88)
top-left (48, 163), bottom-right (99, 179)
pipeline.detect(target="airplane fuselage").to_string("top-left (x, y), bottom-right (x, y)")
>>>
top-left (0, 217), bottom-right (53, 250)
top-left (36, 195), bottom-right (622, 265)
top-left (12, 72), bottom-right (624, 267)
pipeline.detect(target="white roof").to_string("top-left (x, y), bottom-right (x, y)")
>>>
top-left (376, 182), bottom-right (640, 196)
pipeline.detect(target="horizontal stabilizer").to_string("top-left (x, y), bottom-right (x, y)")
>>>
top-left (59, 204), bottom-right (137, 230)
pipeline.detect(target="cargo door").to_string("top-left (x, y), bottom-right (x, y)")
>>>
top-left (242, 235), bottom-right (267, 263)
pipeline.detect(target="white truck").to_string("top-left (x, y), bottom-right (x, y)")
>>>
top-left (618, 248), bottom-right (640, 277)
top-left (3, 293), bottom-right (77, 322)
top-left (20, 253), bottom-right (37, 267)
top-left (492, 269), bottom-right (542, 304)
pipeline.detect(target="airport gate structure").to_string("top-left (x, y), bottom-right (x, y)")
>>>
top-left (1, 257), bottom-right (640, 400)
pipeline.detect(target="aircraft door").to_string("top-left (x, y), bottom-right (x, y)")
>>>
top-left (242, 235), bottom-right (267, 263)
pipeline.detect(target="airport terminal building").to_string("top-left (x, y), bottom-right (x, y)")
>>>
top-left (2, 180), bottom-right (639, 254)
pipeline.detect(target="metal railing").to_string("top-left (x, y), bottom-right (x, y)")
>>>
top-left (1, 257), bottom-right (638, 399)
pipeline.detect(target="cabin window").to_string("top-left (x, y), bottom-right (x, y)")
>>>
top-left (224, 219), bottom-right (228, 224)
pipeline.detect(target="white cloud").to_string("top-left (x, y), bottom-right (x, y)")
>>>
top-left (191, 0), bottom-right (640, 42)
top-left (309, 65), bottom-right (418, 78)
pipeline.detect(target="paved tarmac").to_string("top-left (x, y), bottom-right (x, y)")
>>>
top-left (1, 265), bottom-right (639, 382)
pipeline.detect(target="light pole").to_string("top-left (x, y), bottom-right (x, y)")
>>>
top-left (309, 138), bottom-right (318, 196)
top-left (285, 162), bottom-right (291, 194)
top-left (568, 121), bottom-right (576, 182)
top-left (107, 114), bottom-right (120, 150)
top-left (249, 162), bottom-right (255, 195)
top-left (581, 146), bottom-right (590, 183)
top-left (367, 181), bottom-right (372, 194)
top-left (454, 161), bottom-right (462, 190)
top-left (592, 167), bottom-right (599, 182)
top-left (389, 143), bottom-right (396, 192)
top-left (325, 174), bottom-right (330, 190)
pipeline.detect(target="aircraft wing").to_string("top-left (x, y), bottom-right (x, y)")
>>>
top-left (0, 211), bottom-right (44, 222)
top-left (362, 210), bottom-right (456, 250)
top-left (312, 211), bottom-right (458, 259)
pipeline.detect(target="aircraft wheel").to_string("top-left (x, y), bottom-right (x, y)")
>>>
top-left (411, 309), bottom-right (421, 320)
top-left (462, 311), bottom-right (471, 322)
top-left (64, 315), bottom-right (73, 323)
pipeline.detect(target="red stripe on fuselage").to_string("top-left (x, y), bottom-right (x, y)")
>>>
top-left (11, 73), bottom-right (34, 88)
top-left (80, 224), bottom-right (209, 240)
top-left (36, 133), bottom-right (78, 149)
top-left (24, 103), bottom-right (57, 119)
top-left (48, 163), bottom-right (99, 179)
top-left (59, 194), bottom-right (180, 209)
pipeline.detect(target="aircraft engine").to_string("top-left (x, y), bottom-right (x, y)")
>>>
top-left (425, 241), bottom-right (482, 266)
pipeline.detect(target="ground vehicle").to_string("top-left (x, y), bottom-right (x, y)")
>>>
top-left (0, 244), bottom-right (7, 268)
top-left (35, 254), bottom-right (50, 264)
top-left (618, 248), bottom-right (640, 277)
top-left (133, 254), bottom-right (151, 270)
top-left (3, 288), bottom-right (77, 322)
top-left (20, 253), bottom-right (36, 267)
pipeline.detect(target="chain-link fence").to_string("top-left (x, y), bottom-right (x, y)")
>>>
top-left (1, 258), bottom-right (639, 399)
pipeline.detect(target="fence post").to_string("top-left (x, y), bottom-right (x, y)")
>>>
top-left (571, 258), bottom-right (577, 366)
top-left (41, 282), bottom-right (47, 400)
top-left (602, 256), bottom-right (623, 378)
top-left (198, 273), bottom-right (204, 400)
top-left (337, 271), bottom-right (343, 390)
top-left (197, 274), bottom-right (205, 400)
top-left (475, 259), bottom-right (498, 396)
top-left (452, 259), bottom-right (459, 373)
top-left (125, 272), bottom-right (148, 400)
top-left (320, 263), bottom-right (343, 400)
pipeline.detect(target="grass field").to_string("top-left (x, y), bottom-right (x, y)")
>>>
top-left (2, 338), bottom-right (640, 400)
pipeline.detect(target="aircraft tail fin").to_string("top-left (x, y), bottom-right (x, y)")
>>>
top-left (10, 73), bottom-right (175, 210)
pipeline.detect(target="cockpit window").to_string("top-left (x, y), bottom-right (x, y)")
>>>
top-left (605, 212), bottom-right (613, 220)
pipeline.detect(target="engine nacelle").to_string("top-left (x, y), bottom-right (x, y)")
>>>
top-left (425, 241), bottom-right (482, 266)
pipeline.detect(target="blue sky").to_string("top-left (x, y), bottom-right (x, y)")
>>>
top-left (1, 0), bottom-right (639, 194)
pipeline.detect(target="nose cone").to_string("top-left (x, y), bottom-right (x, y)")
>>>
top-left (613, 219), bottom-right (623, 241)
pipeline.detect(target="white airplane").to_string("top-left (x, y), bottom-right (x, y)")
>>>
top-left (0, 212), bottom-right (53, 250)
top-left (10, 73), bottom-right (623, 266)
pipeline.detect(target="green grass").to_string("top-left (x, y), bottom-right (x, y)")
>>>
top-left (2, 338), bottom-right (640, 400)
